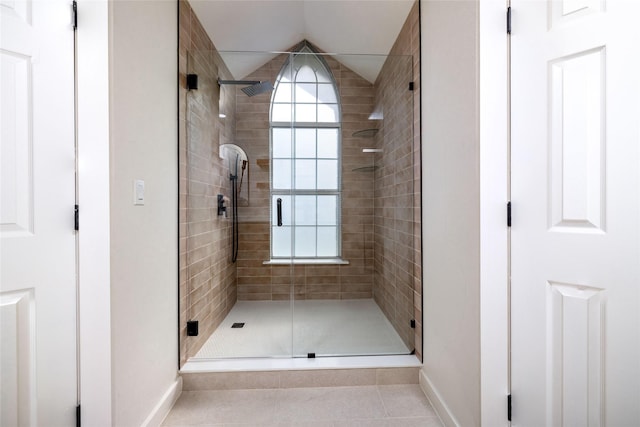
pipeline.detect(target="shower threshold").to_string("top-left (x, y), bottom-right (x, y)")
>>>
top-left (181, 354), bottom-right (422, 373)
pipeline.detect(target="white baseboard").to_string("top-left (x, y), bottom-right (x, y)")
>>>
top-left (419, 369), bottom-right (460, 427)
top-left (141, 376), bottom-right (183, 427)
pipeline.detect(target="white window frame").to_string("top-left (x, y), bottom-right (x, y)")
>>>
top-left (269, 48), bottom-right (342, 260)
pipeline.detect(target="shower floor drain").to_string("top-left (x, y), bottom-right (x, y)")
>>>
top-left (231, 322), bottom-right (245, 328)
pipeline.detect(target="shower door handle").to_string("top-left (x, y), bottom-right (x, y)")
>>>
top-left (277, 198), bottom-right (283, 226)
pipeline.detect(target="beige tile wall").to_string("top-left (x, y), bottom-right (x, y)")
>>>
top-left (372, 1), bottom-right (422, 358)
top-left (179, 1), bottom-right (238, 365)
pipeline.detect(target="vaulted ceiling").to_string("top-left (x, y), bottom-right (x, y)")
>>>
top-left (189, 0), bottom-right (415, 83)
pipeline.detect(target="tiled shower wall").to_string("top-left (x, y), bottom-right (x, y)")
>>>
top-left (233, 47), bottom-right (380, 301)
top-left (372, 1), bottom-right (422, 358)
top-left (179, 1), bottom-right (238, 364)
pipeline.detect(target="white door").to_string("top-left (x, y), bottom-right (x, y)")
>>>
top-left (511, 0), bottom-right (640, 425)
top-left (1, 0), bottom-right (77, 425)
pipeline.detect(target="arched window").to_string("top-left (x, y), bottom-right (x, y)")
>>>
top-left (270, 46), bottom-right (341, 259)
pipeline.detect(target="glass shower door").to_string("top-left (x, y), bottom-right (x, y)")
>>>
top-left (289, 51), bottom-right (417, 358)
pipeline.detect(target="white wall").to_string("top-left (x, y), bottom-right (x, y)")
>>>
top-left (109, 1), bottom-right (179, 425)
top-left (420, 0), bottom-right (481, 425)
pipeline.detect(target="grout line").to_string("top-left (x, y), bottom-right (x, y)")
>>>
top-left (375, 385), bottom-right (392, 419)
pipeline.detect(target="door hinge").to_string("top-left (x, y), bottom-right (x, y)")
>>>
top-left (410, 319), bottom-right (416, 329)
top-left (507, 394), bottom-right (512, 421)
top-left (408, 82), bottom-right (414, 91)
top-left (74, 205), bottom-right (79, 231)
top-left (507, 201), bottom-right (512, 227)
top-left (72, 1), bottom-right (78, 31)
top-left (507, 6), bottom-right (511, 34)
top-left (76, 404), bottom-right (81, 427)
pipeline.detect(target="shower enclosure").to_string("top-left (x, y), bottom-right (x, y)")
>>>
top-left (179, 44), bottom-right (420, 364)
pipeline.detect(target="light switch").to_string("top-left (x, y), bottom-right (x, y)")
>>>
top-left (134, 179), bottom-right (145, 205)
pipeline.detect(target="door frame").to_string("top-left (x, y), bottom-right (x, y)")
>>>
top-left (76, 0), bottom-right (112, 423)
top-left (479, 0), bottom-right (509, 425)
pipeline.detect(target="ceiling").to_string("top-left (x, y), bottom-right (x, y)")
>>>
top-left (188, 0), bottom-right (415, 83)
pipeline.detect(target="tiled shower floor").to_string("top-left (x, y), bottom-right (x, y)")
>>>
top-left (193, 299), bottom-right (411, 359)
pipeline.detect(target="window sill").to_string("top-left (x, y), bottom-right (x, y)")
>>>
top-left (263, 258), bottom-right (349, 265)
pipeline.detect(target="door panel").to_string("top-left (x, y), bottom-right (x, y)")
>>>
top-left (548, 47), bottom-right (605, 233)
top-left (511, 0), bottom-right (640, 425)
top-left (1, 0), bottom-right (77, 424)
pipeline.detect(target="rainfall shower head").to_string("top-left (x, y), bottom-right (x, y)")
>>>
top-left (218, 79), bottom-right (274, 97)
top-left (241, 81), bottom-right (274, 97)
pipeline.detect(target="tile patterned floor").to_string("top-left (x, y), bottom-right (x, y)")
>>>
top-left (162, 384), bottom-right (443, 427)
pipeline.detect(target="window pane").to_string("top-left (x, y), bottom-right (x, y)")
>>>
top-left (317, 83), bottom-right (337, 104)
top-left (316, 68), bottom-right (332, 83)
top-left (272, 103), bottom-right (292, 122)
top-left (272, 195), bottom-right (292, 226)
top-left (317, 104), bottom-right (339, 122)
top-left (295, 128), bottom-right (316, 158)
top-left (317, 129), bottom-right (338, 158)
top-left (295, 104), bottom-right (316, 122)
top-left (272, 159), bottom-right (292, 189)
top-left (295, 83), bottom-right (316, 103)
top-left (317, 195), bottom-right (337, 225)
top-left (317, 160), bottom-right (338, 189)
top-left (272, 128), bottom-right (292, 158)
top-left (294, 195), bottom-right (316, 225)
top-left (296, 65), bottom-right (317, 83)
top-left (274, 82), bottom-right (292, 103)
top-left (279, 65), bottom-right (293, 82)
top-left (317, 227), bottom-right (337, 257)
top-left (294, 227), bottom-right (316, 257)
top-left (294, 160), bottom-right (316, 189)
top-left (272, 226), bottom-right (292, 257)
